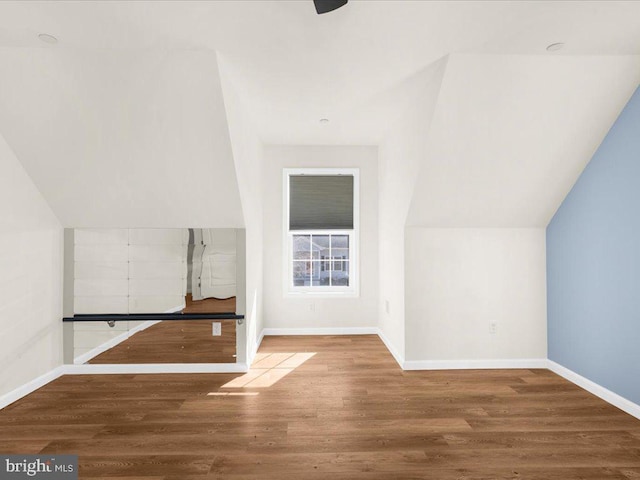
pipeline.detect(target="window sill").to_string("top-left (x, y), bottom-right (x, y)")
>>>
top-left (284, 290), bottom-right (359, 299)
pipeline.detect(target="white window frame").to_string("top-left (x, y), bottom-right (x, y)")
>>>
top-left (283, 168), bottom-right (359, 297)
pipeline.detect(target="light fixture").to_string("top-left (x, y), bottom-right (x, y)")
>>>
top-left (319, 118), bottom-right (329, 124)
top-left (314, 0), bottom-right (348, 15)
top-left (38, 33), bottom-right (58, 44)
top-left (546, 42), bottom-right (564, 52)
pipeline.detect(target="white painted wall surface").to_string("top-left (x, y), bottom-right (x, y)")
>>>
top-left (219, 59), bottom-right (264, 362)
top-left (0, 133), bottom-right (62, 397)
top-left (262, 146), bottom-right (378, 330)
top-left (377, 59), bottom-right (448, 363)
top-left (404, 228), bottom-right (547, 362)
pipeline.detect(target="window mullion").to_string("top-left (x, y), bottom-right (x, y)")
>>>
top-left (329, 233), bottom-right (332, 287)
top-left (309, 234), bottom-right (314, 288)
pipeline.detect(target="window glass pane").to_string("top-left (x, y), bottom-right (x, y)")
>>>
top-left (293, 235), bottom-right (311, 260)
top-left (293, 261), bottom-right (311, 286)
top-left (311, 261), bottom-right (329, 286)
top-left (331, 261), bottom-right (349, 286)
top-left (311, 235), bottom-right (329, 260)
top-left (331, 235), bottom-right (349, 260)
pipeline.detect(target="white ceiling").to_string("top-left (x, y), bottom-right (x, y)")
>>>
top-left (0, 48), bottom-right (244, 228)
top-left (1, 1), bottom-right (640, 145)
top-left (406, 54), bottom-right (640, 227)
top-left (0, 1), bottom-right (639, 228)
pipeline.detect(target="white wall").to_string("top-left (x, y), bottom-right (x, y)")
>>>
top-left (404, 228), bottom-right (547, 363)
top-left (219, 56), bottom-right (264, 362)
top-left (0, 132), bottom-right (62, 397)
top-left (262, 145), bottom-right (378, 330)
top-left (377, 59), bottom-right (448, 362)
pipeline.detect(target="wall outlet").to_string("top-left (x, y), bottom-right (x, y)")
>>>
top-left (489, 321), bottom-right (498, 335)
top-left (385, 300), bottom-right (390, 315)
top-left (212, 322), bottom-right (222, 336)
top-left (309, 302), bottom-right (315, 312)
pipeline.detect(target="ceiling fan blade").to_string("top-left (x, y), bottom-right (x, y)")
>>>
top-left (314, 0), bottom-right (348, 15)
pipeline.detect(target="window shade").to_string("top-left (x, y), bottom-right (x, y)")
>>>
top-left (289, 175), bottom-right (354, 230)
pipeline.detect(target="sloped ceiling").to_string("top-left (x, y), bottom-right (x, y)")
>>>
top-left (0, 2), bottom-right (640, 228)
top-left (0, 48), bottom-right (244, 228)
top-left (1, 1), bottom-right (640, 146)
top-left (406, 54), bottom-right (640, 227)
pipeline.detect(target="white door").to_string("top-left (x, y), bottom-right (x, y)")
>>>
top-left (200, 229), bottom-right (237, 299)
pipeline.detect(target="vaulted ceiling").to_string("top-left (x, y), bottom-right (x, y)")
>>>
top-left (406, 54), bottom-right (640, 227)
top-left (0, 1), bottom-right (639, 227)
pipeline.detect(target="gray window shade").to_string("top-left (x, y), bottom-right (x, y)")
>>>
top-left (289, 175), bottom-right (354, 230)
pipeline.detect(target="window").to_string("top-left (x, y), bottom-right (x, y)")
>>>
top-left (284, 168), bottom-right (358, 295)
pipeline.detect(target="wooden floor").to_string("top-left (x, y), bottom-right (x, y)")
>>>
top-left (2, 335), bottom-right (640, 479)
top-left (182, 295), bottom-right (236, 314)
top-left (88, 296), bottom-right (237, 364)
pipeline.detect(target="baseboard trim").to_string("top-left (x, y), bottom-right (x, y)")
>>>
top-left (0, 365), bottom-right (66, 410)
top-left (262, 327), bottom-right (378, 336)
top-left (64, 363), bottom-right (248, 375)
top-left (4, 346), bottom-right (639, 423)
top-left (547, 360), bottom-right (640, 420)
top-left (376, 329), bottom-right (404, 368)
top-left (403, 358), bottom-right (549, 371)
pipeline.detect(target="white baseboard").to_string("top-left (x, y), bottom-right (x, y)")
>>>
top-left (73, 319), bottom-right (161, 365)
top-left (376, 329), bottom-right (404, 368)
top-left (262, 327), bottom-right (378, 336)
top-left (403, 358), bottom-right (549, 370)
top-left (0, 361), bottom-right (249, 410)
top-left (0, 365), bottom-right (66, 410)
top-left (64, 363), bottom-right (248, 374)
top-left (5, 332), bottom-right (638, 424)
top-left (547, 360), bottom-right (640, 420)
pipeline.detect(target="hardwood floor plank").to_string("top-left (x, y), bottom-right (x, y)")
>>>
top-left (621, 467), bottom-right (640, 478)
top-left (78, 455), bottom-right (213, 477)
top-left (466, 416), bottom-right (640, 432)
top-left (0, 440), bottom-right (51, 454)
top-left (0, 334), bottom-right (639, 478)
top-left (286, 418), bottom-right (472, 435)
top-left (0, 424), bottom-right (104, 440)
top-left (441, 430), bottom-right (640, 449)
top-left (164, 469), bottom-right (629, 480)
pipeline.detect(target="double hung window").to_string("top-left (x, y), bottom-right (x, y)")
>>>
top-left (284, 169), bottom-right (358, 295)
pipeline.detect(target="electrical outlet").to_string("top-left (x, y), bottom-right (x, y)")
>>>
top-left (489, 321), bottom-right (498, 335)
top-left (212, 322), bottom-right (222, 336)
top-left (385, 300), bottom-right (390, 315)
top-left (309, 302), bottom-right (315, 312)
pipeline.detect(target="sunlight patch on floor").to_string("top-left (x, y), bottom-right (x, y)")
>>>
top-left (217, 352), bottom-right (317, 390)
top-left (207, 392), bottom-right (260, 397)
